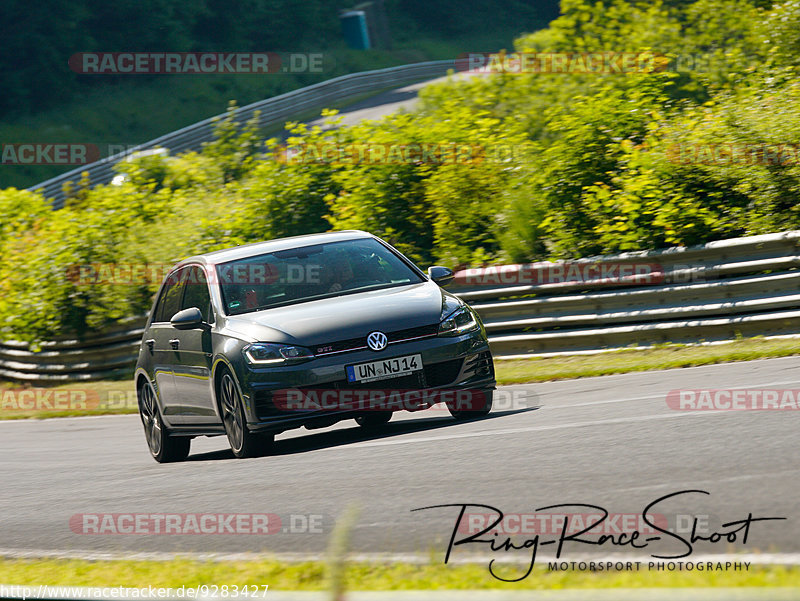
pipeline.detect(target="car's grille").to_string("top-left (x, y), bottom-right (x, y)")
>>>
top-left (388, 323), bottom-right (439, 342)
top-left (423, 358), bottom-right (464, 387)
top-left (313, 323), bottom-right (438, 356)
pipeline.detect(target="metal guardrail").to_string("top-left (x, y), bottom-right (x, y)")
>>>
top-left (450, 230), bottom-right (800, 358)
top-left (27, 60), bottom-right (454, 209)
top-left (1, 231), bottom-right (799, 381)
top-left (0, 316), bottom-right (145, 381)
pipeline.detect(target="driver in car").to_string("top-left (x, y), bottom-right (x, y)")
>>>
top-left (327, 253), bottom-right (356, 292)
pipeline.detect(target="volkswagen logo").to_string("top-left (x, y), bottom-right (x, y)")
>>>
top-left (366, 331), bottom-right (388, 351)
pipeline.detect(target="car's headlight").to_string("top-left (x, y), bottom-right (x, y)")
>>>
top-left (438, 305), bottom-right (479, 336)
top-left (243, 343), bottom-right (315, 365)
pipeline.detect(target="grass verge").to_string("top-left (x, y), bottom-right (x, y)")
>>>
top-left (494, 336), bottom-right (800, 386)
top-left (0, 379), bottom-right (135, 420)
top-left (0, 558), bottom-right (798, 590)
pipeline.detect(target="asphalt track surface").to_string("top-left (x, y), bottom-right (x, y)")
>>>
top-left (2, 356), bottom-right (799, 563)
top-left (312, 78), bottom-right (428, 126)
top-left (306, 71), bottom-right (476, 130)
top-left (272, 74), bottom-right (449, 145)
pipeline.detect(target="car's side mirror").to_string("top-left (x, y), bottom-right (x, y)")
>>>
top-left (170, 307), bottom-right (207, 330)
top-left (428, 266), bottom-right (455, 287)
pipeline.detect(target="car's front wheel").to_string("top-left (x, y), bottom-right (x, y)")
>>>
top-left (219, 370), bottom-right (274, 458)
top-left (138, 381), bottom-right (191, 463)
top-left (448, 389), bottom-right (493, 420)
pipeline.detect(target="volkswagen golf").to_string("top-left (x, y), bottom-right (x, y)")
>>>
top-left (134, 231), bottom-right (495, 462)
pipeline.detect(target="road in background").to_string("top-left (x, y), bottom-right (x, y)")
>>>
top-left (303, 71), bottom-right (475, 132)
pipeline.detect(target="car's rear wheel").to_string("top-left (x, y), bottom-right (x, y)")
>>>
top-left (448, 389), bottom-right (493, 420)
top-left (355, 411), bottom-right (393, 428)
top-left (219, 371), bottom-right (274, 458)
top-left (138, 381), bottom-right (190, 463)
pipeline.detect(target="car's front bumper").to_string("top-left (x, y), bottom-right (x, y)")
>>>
top-left (239, 330), bottom-right (495, 433)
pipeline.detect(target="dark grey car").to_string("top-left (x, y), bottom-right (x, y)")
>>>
top-left (134, 231), bottom-right (495, 462)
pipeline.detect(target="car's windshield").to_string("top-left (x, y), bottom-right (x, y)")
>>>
top-left (217, 238), bottom-right (425, 315)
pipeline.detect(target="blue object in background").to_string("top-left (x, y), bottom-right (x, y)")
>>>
top-left (340, 10), bottom-right (371, 50)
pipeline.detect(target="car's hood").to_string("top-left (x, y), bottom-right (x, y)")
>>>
top-left (222, 281), bottom-right (453, 346)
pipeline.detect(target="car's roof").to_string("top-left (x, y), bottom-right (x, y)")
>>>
top-left (175, 230), bottom-right (375, 268)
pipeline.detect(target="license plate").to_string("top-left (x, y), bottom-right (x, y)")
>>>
top-left (346, 354), bottom-right (423, 383)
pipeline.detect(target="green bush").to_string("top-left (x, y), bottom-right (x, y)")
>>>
top-left (4, 0), bottom-right (800, 344)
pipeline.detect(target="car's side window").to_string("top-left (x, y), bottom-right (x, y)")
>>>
top-left (155, 267), bottom-right (188, 323)
top-left (181, 265), bottom-right (213, 323)
top-left (151, 281), bottom-right (171, 323)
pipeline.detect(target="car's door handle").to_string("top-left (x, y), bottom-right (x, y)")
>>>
top-left (144, 338), bottom-right (155, 352)
top-left (169, 338), bottom-right (180, 349)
